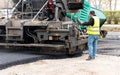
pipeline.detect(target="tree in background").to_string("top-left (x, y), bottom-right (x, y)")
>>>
top-left (88, 0), bottom-right (119, 24)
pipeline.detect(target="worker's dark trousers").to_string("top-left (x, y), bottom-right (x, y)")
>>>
top-left (88, 35), bottom-right (99, 58)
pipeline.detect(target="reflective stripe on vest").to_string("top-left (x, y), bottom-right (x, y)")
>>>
top-left (87, 16), bottom-right (100, 35)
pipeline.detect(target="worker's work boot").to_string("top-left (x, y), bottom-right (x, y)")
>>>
top-left (92, 57), bottom-right (95, 59)
top-left (86, 56), bottom-right (94, 61)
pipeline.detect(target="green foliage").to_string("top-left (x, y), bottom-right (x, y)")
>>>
top-left (103, 10), bottom-right (120, 24)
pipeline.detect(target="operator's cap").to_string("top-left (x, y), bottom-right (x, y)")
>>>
top-left (89, 11), bottom-right (96, 16)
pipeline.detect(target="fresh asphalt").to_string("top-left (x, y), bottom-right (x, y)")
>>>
top-left (0, 48), bottom-right (45, 70)
top-left (98, 32), bottom-right (120, 56)
top-left (0, 32), bottom-right (120, 70)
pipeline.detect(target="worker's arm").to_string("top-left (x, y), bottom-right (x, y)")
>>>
top-left (76, 17), bottom-right (94, 26)
top-left (82, 17), bottom-right (94, 26)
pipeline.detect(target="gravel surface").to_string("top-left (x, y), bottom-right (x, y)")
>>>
top-left (0, 54), bottom-right (120, 75)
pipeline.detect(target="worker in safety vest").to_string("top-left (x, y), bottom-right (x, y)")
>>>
top-left (77, 11), bottom-right (100, 60)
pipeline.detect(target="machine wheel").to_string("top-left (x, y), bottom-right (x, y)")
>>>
top-left (100, 30), bottom-right (107, 38)
top-left (66, 50), bottom-right (83, 57)
top-left (66, 46), bottom-right (83, 57)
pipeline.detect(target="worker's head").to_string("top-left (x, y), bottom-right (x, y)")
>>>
top-left (89, 11), bottom-right (96, 16)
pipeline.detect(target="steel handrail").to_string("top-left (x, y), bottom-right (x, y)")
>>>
top-left (32, 0), bottom-right (48, 22)
top-left (11, 0), bottom-right (22, 13)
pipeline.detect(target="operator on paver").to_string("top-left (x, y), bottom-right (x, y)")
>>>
top-left (77, 11), bottom-right (100, 60)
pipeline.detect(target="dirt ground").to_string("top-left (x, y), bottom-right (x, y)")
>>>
top-left (0, 54), bottom-right (120, 75)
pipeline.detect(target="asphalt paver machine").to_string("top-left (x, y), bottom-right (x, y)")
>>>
top-left (0, 0), bottom-right (106, 55)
